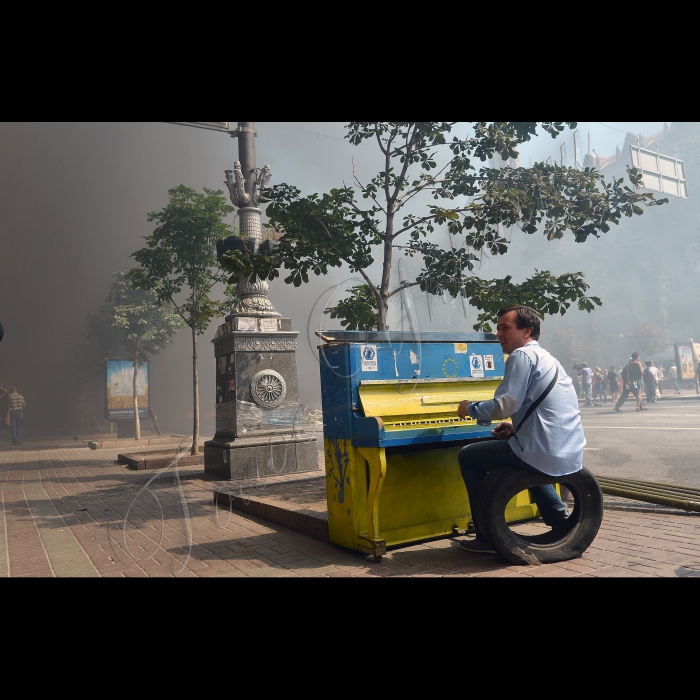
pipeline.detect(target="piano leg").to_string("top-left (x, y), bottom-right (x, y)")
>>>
top-left (356, 446), bottom-right (387, 562)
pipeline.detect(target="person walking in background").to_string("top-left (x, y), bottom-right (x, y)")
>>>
top-left (651, 362), bottom-right (661, 400)
top-left (614, 353), bottom-right (645, 412)
top-left (669, 364), bottom-right (681, 394)
top-left (573, 370), bottom-right (582, 399)
top-left (593, 367), bottom-right (607, 404)
top-left (644, 361), bottom-right (657, 404)
top-left (608, 365), bottom-right (620, 404)
top-left (579, 362), bottom-right (593, 406)
top-left (8, 387), bottom-right (25, 444)
top-left (0, 383), bottom-right (9, 436)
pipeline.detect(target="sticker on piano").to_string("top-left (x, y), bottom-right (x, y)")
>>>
top-left (443, 357), bottom-right (459, 377)
top-left (454, 343), bottom-right (468, 354)
top-left (360, 344), bottom-right (378, 371)
top-left (470, 354), bottom-right (484, 378)
top-left (484, 355), bottom-right (494, 371)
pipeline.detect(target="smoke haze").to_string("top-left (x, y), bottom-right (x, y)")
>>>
top-left (1, 121), bottom-right (695, 436)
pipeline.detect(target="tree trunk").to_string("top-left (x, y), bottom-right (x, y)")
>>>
top-left (377, 208), bottom-right (394, 331)
top-left (191, 326), bottom-right (199, 455)
top-left (377, 291), bottom-right (389, 331)
top-left (133, 361), bottom-right (141, 441)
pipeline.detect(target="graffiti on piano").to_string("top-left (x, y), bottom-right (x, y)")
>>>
top-left (326, 419), bottom-right (350, 505)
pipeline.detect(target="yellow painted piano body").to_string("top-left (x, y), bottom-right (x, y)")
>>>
top-left (318, 331), bottom-right (543, 559)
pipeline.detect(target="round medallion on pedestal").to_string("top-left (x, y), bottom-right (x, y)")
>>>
top-left (250, 370), bottom-right (287, 408)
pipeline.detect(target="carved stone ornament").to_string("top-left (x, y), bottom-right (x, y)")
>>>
top-left (234, 337), bottom-right (297, 352)
top-left (250, 370), bottom-right (287, 408)
top-left (253, 165), bottom-right (272, 206)
top-left (232, 274), bottom-right (281, 318)
top-left (224, 162), bottom-right (250, 209)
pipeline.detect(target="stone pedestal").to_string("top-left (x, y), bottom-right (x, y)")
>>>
top-left (204, 316), bottom-right (319, 480)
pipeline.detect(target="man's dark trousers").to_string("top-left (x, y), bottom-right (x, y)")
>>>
top-left (644, 380), bottom-right (656, 403)
top-left (10, 410), bottom-right (22, 444)
top-left (615, 383), bottom-right (639, 410)
top-left (458, 439), bottom-right (570, 543)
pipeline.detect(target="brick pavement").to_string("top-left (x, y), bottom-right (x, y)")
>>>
top-left (1, 436), bottom-right (700, 577)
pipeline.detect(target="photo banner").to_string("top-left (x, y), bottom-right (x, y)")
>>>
top-left (674, 344), bottom-right (696, 382)
top-left (105, 359), bottom-right (150, 421)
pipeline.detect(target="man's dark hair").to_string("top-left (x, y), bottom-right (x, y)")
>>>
top-left (645, 360), bottom-right (652, 366)
top-left (631, 352), bottom-right (639, 360)
top-left (496, 305), bottom-right (541, 341)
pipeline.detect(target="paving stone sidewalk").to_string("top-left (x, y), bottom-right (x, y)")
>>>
top-left (1, 436), bottom-right (699, 578)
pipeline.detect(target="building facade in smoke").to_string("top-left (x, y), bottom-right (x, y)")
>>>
top-left (541, 122), bottom-right (700, 372)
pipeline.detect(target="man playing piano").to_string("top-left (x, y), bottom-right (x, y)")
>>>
top-left (456, 306), bottom-right (585, 554)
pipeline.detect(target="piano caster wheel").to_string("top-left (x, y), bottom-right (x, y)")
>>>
top-left (374, 555), bottom-right (383, 563)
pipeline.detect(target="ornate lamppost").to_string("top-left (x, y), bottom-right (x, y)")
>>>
top-left (222, 123), bottom-right (279, 318)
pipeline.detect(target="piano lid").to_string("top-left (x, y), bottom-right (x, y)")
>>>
top-left (316, 330), bottom-right (497, 344)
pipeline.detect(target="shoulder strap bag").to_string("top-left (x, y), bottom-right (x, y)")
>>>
top-left (514, 366), bottom-right (559, 435)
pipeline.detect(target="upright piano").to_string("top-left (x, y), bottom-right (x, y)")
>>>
top-left (318, 330), bottom-right (542, 560)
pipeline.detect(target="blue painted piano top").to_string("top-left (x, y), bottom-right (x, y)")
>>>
top-left (318, 331), bottom-right (505, 449)
top-left (317, 330), bottom-right (498, 343)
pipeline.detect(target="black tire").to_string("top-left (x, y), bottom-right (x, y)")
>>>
top-left (476, 466), bottom-right (603, 565)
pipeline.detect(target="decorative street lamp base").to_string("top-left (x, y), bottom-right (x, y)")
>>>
top-left (204, 431), bottom-right (319, 480)
top-left (205, 316), bottom-right (319, 480)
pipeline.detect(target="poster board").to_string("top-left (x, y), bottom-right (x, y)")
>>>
top-left (674, 343), bottom-right (699, 382)
top-left (105, 359), bottom-right (150, 421)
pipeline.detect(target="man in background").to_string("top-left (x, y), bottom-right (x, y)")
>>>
top-left (669, 364), bottom-right (681, 394)
top-left (614, 353), bottom-right (645, 412)
top-left (608, 365), bottom-right (620, 404)
top-left (643, 361), bottom-right (657, 404)
top-left (0, 383), bottom-right (8, 436)
top-left (8, 387), bottom-right (25, 445)
top-left (578, 362), bottom-right (593, 406)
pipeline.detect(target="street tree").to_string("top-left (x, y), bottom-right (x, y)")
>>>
top-left (127, 185), bottom-right (237, 454)
top-left (626, 321), bottom-right (669, 361)
top-left (219, 122), bottom-right (667, 331)
top-left (547, 328), bottom-right (590, 371)
top-left (89, 269), bottom-right (184, 439)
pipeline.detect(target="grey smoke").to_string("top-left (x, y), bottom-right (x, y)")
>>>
top-left (0, 121), bottom-right (693, 436)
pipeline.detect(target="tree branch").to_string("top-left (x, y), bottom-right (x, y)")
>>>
top-left (352, 265), bottom-right (381, 298)
top-left (347, 201), bottom-right (383, 238)
top-left (387, 280), bottom-right (422, 298)
top-left (374, 123), bottom-right (387, 156)
top-left (389, 124), bottom-right (419, 205)
top-left (351, 161), bottom-right (385, 214)
top-left (304, 213), bottom-right (379, 296)
top-left (396, 174), bottom-right (452, 205)
top-left (391, 204), bottom-right (475, 240)
top-left (383, 127), bottom-right (397, 203)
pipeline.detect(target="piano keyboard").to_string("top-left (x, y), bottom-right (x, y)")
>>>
top-left (385, 417), bottom-right (486, 429)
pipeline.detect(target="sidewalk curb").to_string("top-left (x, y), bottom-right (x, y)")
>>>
top-left (657, 395), bottom-right (700, 401)
top-left (213, 488), bottom-right (329, 543)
